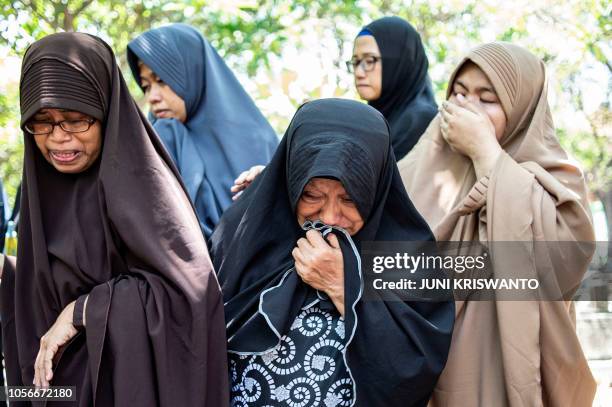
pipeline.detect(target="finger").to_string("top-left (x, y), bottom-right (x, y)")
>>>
top-left (454, 93), bottom-right (486, 116)
top-left (293, 257), bottom-right (308, 280)
top-left (442, 100), bottom-right (460, 114)
top-left (439, 116), bottom-right (449, 137)
top-left (44, 343), bottom-right (58, 383)
top-left (440, 123), bottom-right (450, 142)
top-left (455, 93), bottom-right (468, 105)
top-left (294, 258), bottom-right (316, 287)
top-left (296, 237), bottom-right (314, 252)
top-left (35, 339), bottom-right (46, 387)
top-left (245, 165), bottom-right (264, 182)
top-left (292, 247), bottom-right (307, 265)
top-left (440, 116), bottom-right (448, 131)
top-left (34, 350), bottom-right (41, 387)
top-left (306, 229), bottom-right (327, 247)
top-left (234, 170), bottom-right (250, 185)
top-left (230, 183), bottom-right (245, 193)
top-left (460, 98), bottom-right (486, 116)
top-left (326, 233), bottom-right (340, 249)
top-left (440, 108), bottom-right (452, 124)
top-left (231, 190), bottom-right (243, 201)
top-left (40, 348), bottom-right (52, 387)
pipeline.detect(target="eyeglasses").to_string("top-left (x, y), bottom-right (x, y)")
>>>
top-left (24, 118), bottom-right (96, 135)
top-left (346, 56), bottom-right (381, 73)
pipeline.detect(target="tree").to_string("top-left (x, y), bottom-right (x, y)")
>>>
top-left (0, 0), bottom-right (609, 224)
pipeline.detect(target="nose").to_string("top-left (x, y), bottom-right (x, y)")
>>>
top-left (354, 64), bottom-right (367, 79)
top-left (48, 124), bottom-right (71, 143)
top-left (319, 200), bottom-right (343, 227)
top-left (147, 84), bottom-right (162, 104)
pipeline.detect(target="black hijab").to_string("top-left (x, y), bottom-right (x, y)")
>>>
top-left (363, 16), bottom-right (438, 160)
top-left (211, 98), bottom-right (453, 406)
top-left (2, 32), bottom-right (228, 406)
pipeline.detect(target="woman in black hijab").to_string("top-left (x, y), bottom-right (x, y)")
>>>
top-left (348, 16), bottom-right (438, 160)
top-left (232, 17), bottom-right (437, 194)
top-left (211, 98), bottom-right (454, 406)
top-left (0, 32), bottom-right (228, 406)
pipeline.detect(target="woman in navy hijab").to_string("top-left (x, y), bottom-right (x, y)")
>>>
top-left (128, 23), bottom-right (278, 239)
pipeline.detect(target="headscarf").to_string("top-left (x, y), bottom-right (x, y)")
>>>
top-left (211, 98), bottom-right (454, 406)
top-left (127, 23), bottom-right (279, 239)
top-left (1, 32), bottom-right (228, 406)
top-left (362, 16), bottom-right (438, 160)
top-left (398, 42), bottom-right (595, 406)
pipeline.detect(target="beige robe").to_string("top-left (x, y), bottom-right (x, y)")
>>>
top-left (398, 42), bottom-right (596, 407)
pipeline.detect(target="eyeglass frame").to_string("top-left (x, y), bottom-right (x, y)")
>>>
top-left (345, 55), bottom-right (381, 73)
top-left (24, 117), bottom-right (97, 135)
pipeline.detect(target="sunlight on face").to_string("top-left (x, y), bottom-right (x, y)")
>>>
top-left (28, 108), bottom-right (102, 174)
top-left (296, 178), bottom-right (364, 236)
top-left (139, 62), bottom-right (187, 123)
top-left (450, 62), bottom-right (507, 141)
top-left (351, 35), bottom-right (382, 101)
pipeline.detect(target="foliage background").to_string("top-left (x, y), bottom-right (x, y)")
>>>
top-left (0, 0), bottom-right (611, 403)
top-left (0, 0), bottom-right (610, 232)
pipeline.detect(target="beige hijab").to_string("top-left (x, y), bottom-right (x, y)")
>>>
top-left (399, 42), bottom-right (595, 406)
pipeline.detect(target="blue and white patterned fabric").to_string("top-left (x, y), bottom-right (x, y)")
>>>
top-left (230, 303), bottom-right (352, 407)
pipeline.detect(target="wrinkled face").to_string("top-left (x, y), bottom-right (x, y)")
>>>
top-left (296, 178), bottom-right (364, 236)
top-left (450, 62), bottom-right (507, 141)
top-left (351, 35), bottom-right (383, 101)
top-left (138, 62), bottom-right (187, 123)
top-left (28, 108), bottom-right (102, 174)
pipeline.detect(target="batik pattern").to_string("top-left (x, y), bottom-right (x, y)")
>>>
top-left (230, 303), bottom-right (353, 407)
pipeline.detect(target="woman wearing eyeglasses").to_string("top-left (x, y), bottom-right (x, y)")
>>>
top-left (0, 32), bottom-right (228, 405)
top-left (232, 17), bottom-right (438, 196)
top-left (348, 16), bottom-right (438, 160)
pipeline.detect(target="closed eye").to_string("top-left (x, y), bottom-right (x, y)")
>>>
top-left (301, 191), bottom-right (322, 202)
top-left (342, 196), bottom-right (356, 206)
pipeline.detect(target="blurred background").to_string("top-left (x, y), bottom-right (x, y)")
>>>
top-left (0, 0), bottom-right (610, 404)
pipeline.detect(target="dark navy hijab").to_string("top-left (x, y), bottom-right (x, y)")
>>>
top-left (127, 24), bottom-right (278, 239)
top-left (361, 16), bottom-right (438, 160)
top-left (211, 98), bottom-right (453, 406)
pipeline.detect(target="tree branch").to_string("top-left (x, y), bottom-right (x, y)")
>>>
top-left (73, 0), bottom-right (94, 17)
top-left (17, 0), bottom-right (57, 29)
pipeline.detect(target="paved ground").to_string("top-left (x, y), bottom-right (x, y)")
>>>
top-left (577, 301), bottom-right (612, 406)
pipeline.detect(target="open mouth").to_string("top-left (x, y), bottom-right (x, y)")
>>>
top-left (50, 150), bottom-right (82, 164)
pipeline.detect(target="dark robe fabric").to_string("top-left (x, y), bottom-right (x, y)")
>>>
top-left (1, 32), bottom-right (228, 406)
top-left (127, 23), bottom-right (279, 240)
top-left (363, 16), bottom-right (438, 160)
top-left (210, 98), bottom-right (454, 406)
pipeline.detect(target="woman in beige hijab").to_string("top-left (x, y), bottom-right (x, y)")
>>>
top-left (399, 42), bottom-right (596, 406)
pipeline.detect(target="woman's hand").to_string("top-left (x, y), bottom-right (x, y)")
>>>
top-left (231, 165), bottom-right (265, 200)
top-left (292, 230), bottom-right (345, 316)
top-left (34, 301), bottom-right (79, 388)
top-left (440, 94), bottom-right (502, 178)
